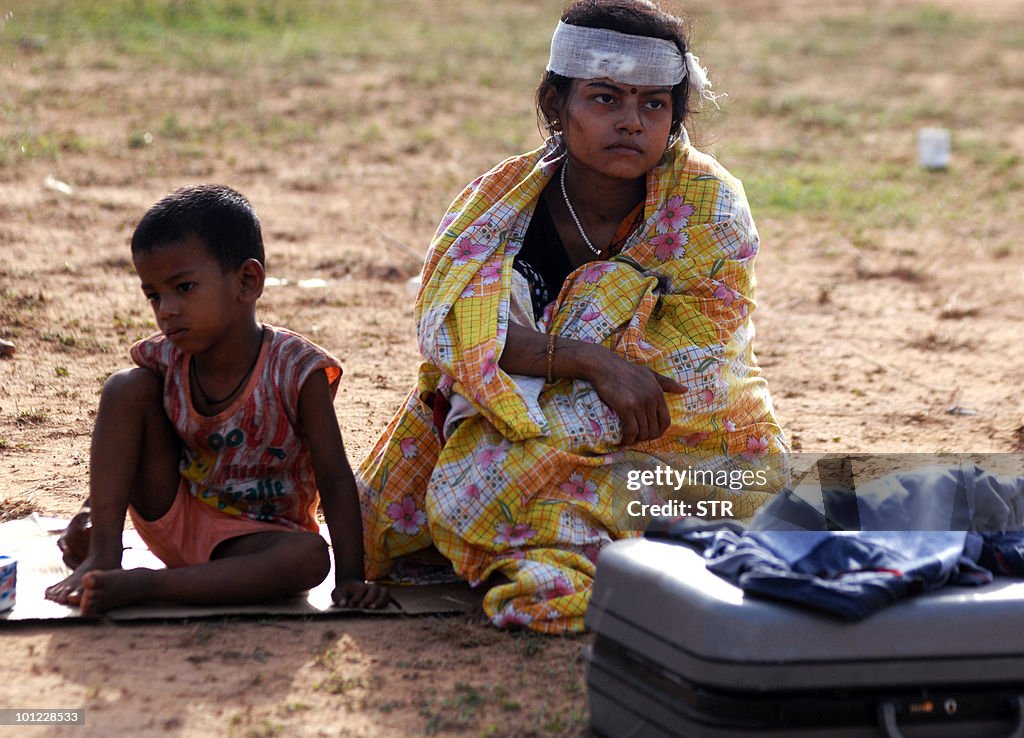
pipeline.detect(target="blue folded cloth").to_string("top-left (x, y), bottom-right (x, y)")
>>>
top-left (646, 462), bottom-right (1024, 620)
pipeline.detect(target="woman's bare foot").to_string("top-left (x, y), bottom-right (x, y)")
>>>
top-left (79, 569), bottom-right (157, 615)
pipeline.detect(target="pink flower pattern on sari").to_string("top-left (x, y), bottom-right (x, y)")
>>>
top-left (436, 210), bottom-right (459, 237)
top-left (741, 436), bottom-right (769, 460)
top-left (540, 575), bottom-right (575, 601)
top-left (481, 348), bottom-right (498, 384)
top-left (495, 522), bottom-right (537, 547)
top-left (450, 238), bottom-right (488, 265)
top-left (479, 260), bottom-right (502, 285)
top-left (713, 283), bottom-right (736, 305)
top-left (493, 604), bottom-right (533, 628)
top-left (651, 231), bottom-right (688, 262)
top-left (580, 262), bottom-right (615, 284)
top-left (681, 431), bottom-right (710, 448)
top-left (654, 196), bottom-right (695, 234)
top-left (558, 471), bottom-right (598, 504)
top-left (387, 496), bottom-right (427, 536)
top-left (475, 445), bottom-right (507, 470)
top-left (399, 438), bottom-right (418, 459)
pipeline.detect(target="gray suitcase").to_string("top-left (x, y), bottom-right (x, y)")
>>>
top-left (584, 537), bottom-right (1024, 737)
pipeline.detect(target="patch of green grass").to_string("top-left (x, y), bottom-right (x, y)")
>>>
top-left (259, 115), bottom-right (317, 145)
top-left (1004, 27), bottom-right (1024, 49)
top-left (748, 95), bottom-right (869, 133)
top-left (0, 129), bottom-right (59, 163)
top-left (314, 673), bottom-right (365, 695)
top-left (16, 409), bottom-right (49, 426)
top-left (310, 646), bottom-right (336, 669)
top-left (0, 0), bottom-right (555, 164)
top-left (818, 5), bottom-right (971, 42)
top-left (1, 0), bottom-right (545, 79)
top-left (2, 289), bottom-right (46, 310)
top-left (513, 629), bottom-right (548, 658)
top-left (244, 718), bottom-right (283, 738)
top-left (451, 682), bottom-right (484, 715)
top-left (743, 161), bottom-right (921, 230)
top-left (111, 313), bottom-right (154, 334)
top-left (41, 331), bottom-right (78, 348)
top-left (492, 684), bottom-right (521, 712)
top-left (957, 138), bottom-right (1022, 176)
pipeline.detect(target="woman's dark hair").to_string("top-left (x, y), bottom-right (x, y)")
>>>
top-left (131, 184), bottom-right (264, 272)
top-left (536, 0), bottom-right (692, 141)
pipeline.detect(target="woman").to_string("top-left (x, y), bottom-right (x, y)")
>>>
top-left (357, 0), bottom-right (788, 632)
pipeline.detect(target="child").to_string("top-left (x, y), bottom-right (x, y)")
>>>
top-left (46, 184), bottom-right (388, 614)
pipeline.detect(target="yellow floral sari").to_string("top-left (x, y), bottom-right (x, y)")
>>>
top-left (357, 139), bottom-right (788, 632)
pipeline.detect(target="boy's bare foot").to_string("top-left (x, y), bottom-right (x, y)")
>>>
top-left (45, 554), bottom-right (121, 605)
top-left (79, 569), bottom-right (156, 615)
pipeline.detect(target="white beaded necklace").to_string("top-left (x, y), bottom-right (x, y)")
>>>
top-left (559, 163), bottom-right (603, 257)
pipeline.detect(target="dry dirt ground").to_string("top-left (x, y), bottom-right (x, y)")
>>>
top-left (1, 0), bottom-right (1024, 736)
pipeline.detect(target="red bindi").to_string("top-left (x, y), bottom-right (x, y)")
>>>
top-left (631, 87), bottom-right (637, 94)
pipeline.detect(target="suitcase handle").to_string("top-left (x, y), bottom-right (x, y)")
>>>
top-left (878, 696), bottom-right (1024, 738)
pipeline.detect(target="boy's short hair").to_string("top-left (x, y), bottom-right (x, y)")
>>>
top-left (131, 184), bottom-right (265, 271)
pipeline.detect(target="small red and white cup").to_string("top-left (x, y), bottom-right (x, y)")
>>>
top-left (0, 556), bottom-right (16, 612)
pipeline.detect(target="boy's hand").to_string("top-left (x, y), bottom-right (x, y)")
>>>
top-left (332, 578), bottom-right (390, 610)
top-left (57, 509), bottom-right (92, 570)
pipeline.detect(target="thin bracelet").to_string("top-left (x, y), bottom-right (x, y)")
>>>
top-left (545, 332), bottom-right (557, 384)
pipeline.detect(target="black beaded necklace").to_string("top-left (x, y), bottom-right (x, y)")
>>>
top-left (190, 327), bottom-right (265, 406)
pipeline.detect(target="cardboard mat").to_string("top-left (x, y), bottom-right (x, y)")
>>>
top-left (0, 515), bottom-right (483, 623)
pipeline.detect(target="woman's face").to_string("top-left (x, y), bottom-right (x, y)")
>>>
top-left (555, 78), bottom-right (674, 182)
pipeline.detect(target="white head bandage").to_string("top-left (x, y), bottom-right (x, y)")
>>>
top-left (547, 20), bottom-right (685, 86)
top-left (546, 21), bottom-right (722, 106)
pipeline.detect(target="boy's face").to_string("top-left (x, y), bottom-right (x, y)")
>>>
top-left (134, 236), bottom-right (247, 355)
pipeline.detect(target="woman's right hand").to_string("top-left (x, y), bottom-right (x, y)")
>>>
top-left (582, 344), bottom-right (687, 446)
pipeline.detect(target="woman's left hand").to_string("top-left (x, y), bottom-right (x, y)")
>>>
top-left (499, 322), bottom-right (686, 445)
top-left (582, 344), bottom-right (687, 446)
top-left (332, 578), bottom-right (391, 609)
